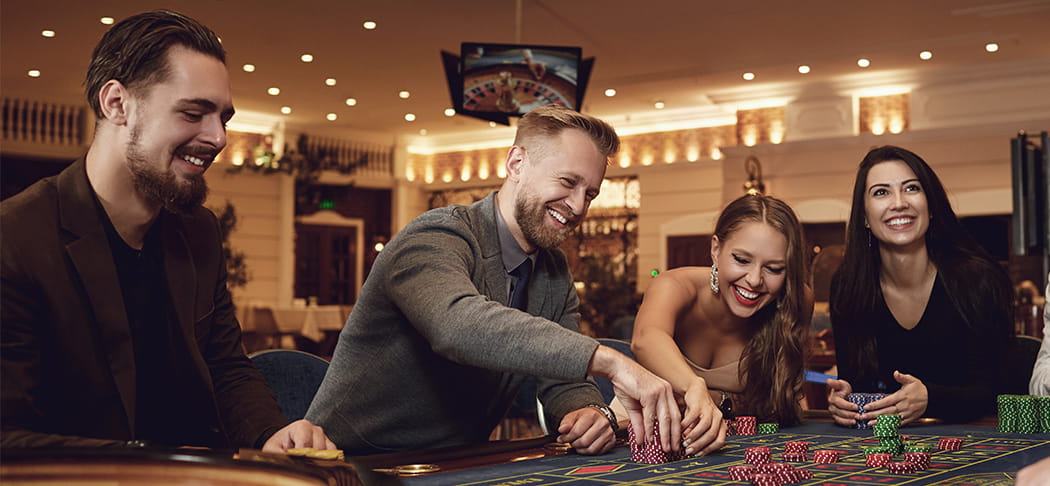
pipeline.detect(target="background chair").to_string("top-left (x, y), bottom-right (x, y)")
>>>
top-left (249, 349), bottom-right (329, 421)
top-left (1006, 335), bottom-right (1042, 395)
top-left (536, 338), bottom-right (634, 435)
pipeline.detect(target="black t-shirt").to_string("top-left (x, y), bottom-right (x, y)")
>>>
top-left (102, 214), bottom-right (220, 447)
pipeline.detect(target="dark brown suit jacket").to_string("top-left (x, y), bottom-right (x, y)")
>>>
top-left (1, 158), bottom-right (287, 448)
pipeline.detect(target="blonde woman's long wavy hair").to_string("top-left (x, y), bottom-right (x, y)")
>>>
top-left (714, 194), bottom-right (808, 425)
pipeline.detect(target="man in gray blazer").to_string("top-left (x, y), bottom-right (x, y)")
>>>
top-left (307, 105), bottom-right (681, 456)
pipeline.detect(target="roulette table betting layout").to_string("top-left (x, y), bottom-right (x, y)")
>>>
top-left (391, 421), bottom-right (1049, 485)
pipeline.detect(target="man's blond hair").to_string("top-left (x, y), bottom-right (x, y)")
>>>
top-left (513, 105), bottom-right (619, 161)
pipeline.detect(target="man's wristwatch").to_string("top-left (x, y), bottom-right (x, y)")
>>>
top-left (586, 403), bottom-right (619, 433)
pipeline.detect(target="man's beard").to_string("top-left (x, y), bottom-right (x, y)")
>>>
top-left (514, 190), bottom-right (578, 250)
top-left (126, 125), bottom-right (208, 215)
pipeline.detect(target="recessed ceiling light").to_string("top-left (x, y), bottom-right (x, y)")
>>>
top-left (345, 98), bottom-right (357, 106)
top-left (419, 129), bottom-right (428, 135)
top-left (326, 113), bottom-right (337, 121)
top-left (398, 90), bottom-right (410, 99)
top-left (280, 106), bottom-right (292, 115)
top-left (919, 50), bottom-right (933, 60)
top-left (363, 21), bottom-right (377, 30)
top-left (444, 108), bottom-right (455, 117)
top-left (489, 122), bottom-right (497, 128)
top-left (798, 65), bottom-right (811, 74)
top-left (404, 113), bottom-right (416, 121)
top-left (267, 87), bottom-right (280, 96)
top-left (604, 88), bottom-right (617, 97)
top-left (242, 64), bottom-right (255, 72)
top-left (27, 69), bottom-right (41, 78)
top-left (654, 101), bottom-right (665, 109)
top-left (742, 72), bottom-right (755, 81)
top-left (325, 78), bottom-right (337, 86)
top-left (100, 17), bottom-right (114, 25)
top-left (41, 30), bottom-right (55, 38)
top-left (300, 54), bottom-right (314, 63)
top-left (857, 58), bottom-right (871, 68)
top-left (985, 42), bottom-right (999, 53)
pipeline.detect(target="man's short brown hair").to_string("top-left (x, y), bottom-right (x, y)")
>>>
top-left (85, 10), bottom-right (225, 119)
top-left (513, 105), bottom-right (619, 161)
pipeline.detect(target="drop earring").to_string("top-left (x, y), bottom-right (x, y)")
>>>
top-left (710, 264), bottom-right (720, 294)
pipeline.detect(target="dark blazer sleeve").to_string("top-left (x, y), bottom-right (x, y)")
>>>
top-left (1, 236), bottom-right (120, 448)
top-left (185, 209), bottom-right (288, 448)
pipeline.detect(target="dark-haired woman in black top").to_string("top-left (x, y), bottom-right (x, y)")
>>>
top-left (826, 145), bottom-right (1013, 426)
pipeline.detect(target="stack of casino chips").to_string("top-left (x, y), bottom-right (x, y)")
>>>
top-left (865, 452), bottom-right (892, 467)
top-left (757, 423), bottom-right (780, 434)
top-left (627, 422), bottom-right (685, 464)
top-left (780, 441), bottom-right (809, 462)
top-left (731, 462), bottom-right (813, 485)
top-left (937, 437), bottom-right (964, 451)
top-left (745, 446), bottom-right (772, 465)
top-left (736, 416), bottom-right (758, 435)
top-left (811, 449), bottom-right (841, 464)
top-left (998, 394), bottom-right (1048, 434)
top-left (846, 393), bottom-right (887, 429)
top-left (886, 460), bottom-right (917, 474)
top-left (872, 413), bottom-right (903, 455)
top-left (903, 451), bottom-right (931, 470)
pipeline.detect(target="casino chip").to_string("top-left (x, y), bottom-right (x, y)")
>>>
top-left (627, 421), bottom-right (685, 464)
top-left (846, 392), bottom-right (887, 429)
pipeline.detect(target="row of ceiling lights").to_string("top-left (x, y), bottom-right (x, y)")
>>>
top-left (601, 44), bottom-right (1003, 110)
top-left (21, 21), bottom-right (1005, 128)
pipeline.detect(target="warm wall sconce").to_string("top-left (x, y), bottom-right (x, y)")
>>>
top-left (743, 155), bottom-right (765, 195)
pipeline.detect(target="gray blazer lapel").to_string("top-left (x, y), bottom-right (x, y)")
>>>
top-left (469, 192), bottom-right (513, 307)
top-left (58, 159), bottom-right (136, 432)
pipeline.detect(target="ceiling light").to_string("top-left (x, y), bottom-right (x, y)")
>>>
top-left (242, 64), bottom-right (255, 72)
top-left (919, 50), bottom-right (933, 60)
top-left (404, 113), bottom-right (416, 121)
top-left (280, 106), bottom-right (292, 115)
top-left (419, 129), bottom-right (428, 135)
top-left (604, 88), bottom-right (617, 97)
top-left (326, 113), bottom-right (337, 121)
top-left (267, 87), bottom-right (280, 95)
top-left (654, 101), bottom-right (665, 109)
top-left (345, 98), bottom-right (357, 106)
top-left (742, 72), bottom-right (755, 81)
top-left (41, 30), bottom-right (55, 38)
top-left (798, 65), bottom-right (811, 74)
top-left (27, 69), bottom-right (41, 78)
top-left (444, 108), bottom-right (455, 117)
top-left (325, 78), bottom-right (337, 86)
top-left (300, 54), bottom-right (314, 63)
top-left (100, 17), bottom-right (114, 25)
top-left (398, 90), bottom-right (411, 99)
top-left (489, 122), bottom-right (497, 128)
top-left (363, 21), bottom-right (377, 30)
top-left (857, 58), bottom-right (871, 68)
top-left (985, 42), bottom-right (999, 53)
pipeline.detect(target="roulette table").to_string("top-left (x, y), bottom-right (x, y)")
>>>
top-left (359, 420), bottom-right (1049, 485)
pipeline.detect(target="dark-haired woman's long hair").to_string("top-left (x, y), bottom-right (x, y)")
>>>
top-left (716, 194), bottom-right (809, 425)
top-left (831, 145), bottom-right (1013, 387)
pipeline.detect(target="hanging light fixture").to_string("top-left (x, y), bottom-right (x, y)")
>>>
top-left (743, 155), bottom-right (766, 195)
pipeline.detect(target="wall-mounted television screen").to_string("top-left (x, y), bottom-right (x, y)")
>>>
top-left (442, 42), bottom-right (592, 126)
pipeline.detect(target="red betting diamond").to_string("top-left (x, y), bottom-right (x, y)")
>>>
top-left (569, 464), bottom-right (624, 475)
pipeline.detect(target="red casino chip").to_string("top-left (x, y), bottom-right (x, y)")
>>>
top-left (938, 437), bottom-right (964, 451)
top-left (866, 452), bottom-right (892, 467)
top-left (886, 460), bottom-right (917, 474)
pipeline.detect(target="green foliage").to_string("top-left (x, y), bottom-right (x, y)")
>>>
top-left (215, 201), bottom-right (250, 289)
